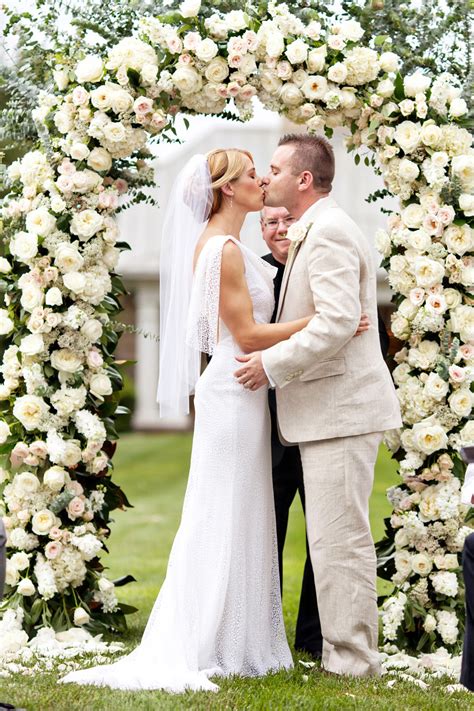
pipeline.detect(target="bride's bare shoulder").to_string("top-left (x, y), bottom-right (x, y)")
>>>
top-left (193, 231), bottom-right (240, 270)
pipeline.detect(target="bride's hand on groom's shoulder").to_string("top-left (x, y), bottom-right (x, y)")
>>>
top-left (234, 352), bottom-right (269, 391)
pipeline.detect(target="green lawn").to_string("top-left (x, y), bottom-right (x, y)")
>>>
top-left (2, 434), bottom-right (471, 710)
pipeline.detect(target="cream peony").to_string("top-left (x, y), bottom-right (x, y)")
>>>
top-left (13, 395), bottom-right (49, 431)
top-left (51, 348), bottom-right (83, 373)
top-left (31, 509), bottom-right (56, 535)
top-left (70, 209), bottom-right (104, 240)
top-left (412, 419), bottom-right (448, 455)
top-left (54, 243), bottom-right (84, 273)
top-left (444, 223), bottom-right (474, 256)
top-left (172, 66), bottom-right (202, 95)
top-left (413, 257), bottom-right (445, 287)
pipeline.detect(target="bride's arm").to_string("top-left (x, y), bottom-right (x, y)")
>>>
top-left (219, 242), bottom-right (311, 353)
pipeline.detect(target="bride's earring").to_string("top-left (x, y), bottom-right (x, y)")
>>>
top-left (230, 195), bottom-right (233, 209)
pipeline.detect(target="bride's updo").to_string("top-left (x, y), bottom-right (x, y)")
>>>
top-left (206, 148), bottom-right (253, 218)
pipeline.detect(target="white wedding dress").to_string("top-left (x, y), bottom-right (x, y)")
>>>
top-left (61, 235), bottom-right (293, 692)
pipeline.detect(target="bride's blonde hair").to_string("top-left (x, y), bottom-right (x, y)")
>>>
top-left (206, 148), bottom-right (254, 218)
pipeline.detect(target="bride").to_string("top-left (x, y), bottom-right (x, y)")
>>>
top-left (60, 148), bottom-right (316, 692)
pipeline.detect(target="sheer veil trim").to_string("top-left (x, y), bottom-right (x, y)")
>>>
top-left (156, 154), bottom-right (212, 418)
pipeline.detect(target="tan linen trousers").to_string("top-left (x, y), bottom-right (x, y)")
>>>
top-left (299, 431), bottom-right (382, 677)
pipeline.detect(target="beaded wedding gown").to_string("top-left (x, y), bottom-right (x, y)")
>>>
top-left (61, 235), bottom-right (293, 692)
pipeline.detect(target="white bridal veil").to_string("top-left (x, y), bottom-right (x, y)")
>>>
top-left (156, 154), bottom-right (213, 417)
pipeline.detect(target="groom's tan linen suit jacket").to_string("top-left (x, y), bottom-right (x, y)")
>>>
top-left (262, 196), bottom-right (402, 443)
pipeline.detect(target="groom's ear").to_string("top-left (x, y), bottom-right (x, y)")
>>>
top-left (298, 170), bottom-right (314, 192)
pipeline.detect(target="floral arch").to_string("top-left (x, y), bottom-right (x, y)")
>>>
top-left (0, 1), bottom-right (472, 657)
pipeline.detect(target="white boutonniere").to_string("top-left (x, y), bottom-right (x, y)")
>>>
top-left (286, 221), bottom-right (313, 244)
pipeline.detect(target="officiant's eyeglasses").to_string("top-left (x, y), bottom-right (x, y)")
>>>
top-left (263, 217), bottom-right (296, 230)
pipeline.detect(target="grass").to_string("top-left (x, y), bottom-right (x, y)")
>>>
top-left (1, 434), bottom-right (472, 710)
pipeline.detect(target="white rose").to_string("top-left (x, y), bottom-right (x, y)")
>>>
top-left (25, 207), bottom-right (56, 237)
top-left (102, 122), bottom-right (126, 143)
top-left (327, 62), bottom-right (347, 84)
top-left (452, 155), bottom-right (474, 191)
top-left (398, 158), bottom-right (420, 182)
top-left (43, 465), bottom-right (67, 492)
top-left (307, 46), bottom-right (327, 73)
top-left (0, 309), bottom-right (14, 335)
top-left (394, 121), bottom-right (421, 154)
top-left (70, 142), bottom-right (90, 161)
top-left (449, 97), bottom-right (468, 117)
top-left (459, 193), bottom-right (474, 217)
top-left (62, 440), bottom-right (82, 467)
top-left (280, 83), bottom-right (304, 107)
top-left (63, 271), bottom-right (86, 295)
top-left (13, 395), bottom-right (49, 430)
top-left (404, 71), bottom-right (431, 97)
top-left (413, 419), bottom-right (448, 455)
top-left (19, 334), bottom-right (44, 356)
top-left (285, 39), bottom-right (308, 66)
top-left (89, 373), bottom-right (113, 399)
top-left (70, 209), bottom-right (104, 240)
top-left (72, 170), bottom-right (101, 194)
top-left (420, 122), bottom-right (443, 148)
top-left (398, 298), bottom-right (418, 319)
top-left (54, 243), bottom-right (84, 273)
top-left (443, 288), bottom-right (462, 310)
top-left (81, 319), bottom-right (103, 342)
top-left (374, 229), bottom-right (391, 257)
top-left (179, 0), bottom-right (201, 17)
top-left (266, 31), bottom-right (285, 59)
top-left (0, 420), bottom-right (10, 444)
top-left (6, 561), bottom-right (20, 587)
top-left (450, 305), bottom-right (474, 343)
top-left (196, 38), bottom-right (218, 63)
top-left (10, 552), bottom-right (29, 571)
top-left (402, 203), bottom-right (424, 228)
top-left (205, 57), bottom-right (229, 83)
top-left (414, 257), bottom-right (445, 287)
top-left (51, 348), bottom-right (83, 373)
top-left (424, 614), bottom-right (437, 633)
top-left (10, 231), bottom-right (38, 262)
top-left (377, 78), bottom-right (394, 98)
top-left (411, 553), bottom-right (433, 576)
top-left (73, 607), bottom-right (90, 626)
top-left (173, 66), bottom-right (202, 95)
top-left (444, 223), bottom-right (474, 256)
top-left (76, 55), bottom-right (104, 84)
top-left (13, 471), bottom-right (40, 495)
top-left (449, 388), bottom-right (473, 418)
top-left (339, 19), bottom-right (364, 41)
top-left (0, 257), bottom-right (12, 273)
top-left (17, 578), bottom-right (36, 596)
top-left (301, 75), bottom-right (328, 101)
top-left (424, 372), bottom-right (449, 401)
top-left (87, 147), bottom-right (112, 173)
top-left (32, 509), bottom-right (56, 535)
top-left (45, 287), bottom-right (63, 306)
top-left (225, 10), bottom-right (248, 31)
top-left (408, 229), bottom-right (431, 252)
top-left (380, 51), bottom-right (400, 73)
top-left (460, 420), bottom-right (474, 446)
top-left (98, 577), bottom-right (115, 593)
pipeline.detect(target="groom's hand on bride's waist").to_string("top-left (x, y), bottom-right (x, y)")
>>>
top-left (234, 352), bottom-right (269, 391)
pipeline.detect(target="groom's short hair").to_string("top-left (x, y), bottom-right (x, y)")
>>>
top-left (278, 134), bottom-right (335, 192)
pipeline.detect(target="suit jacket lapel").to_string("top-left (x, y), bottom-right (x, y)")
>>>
top-left (275, 196), bottom-right (338, 322)
top-left (276, 239), bottom-right (303, 321)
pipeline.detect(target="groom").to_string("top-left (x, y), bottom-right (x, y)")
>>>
top-left (235, 134), bottom-right (402, 677)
